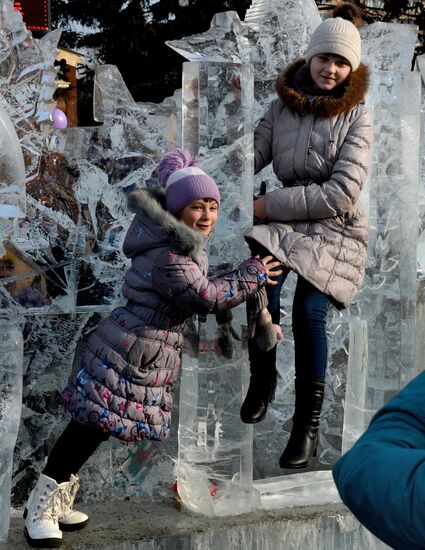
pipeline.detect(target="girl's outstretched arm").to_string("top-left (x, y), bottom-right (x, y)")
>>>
top-left (151, 252), bottom-right (280, 315)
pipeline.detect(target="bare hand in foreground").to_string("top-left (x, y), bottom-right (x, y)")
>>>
top-left (257, 255), bottom-right (283, 285)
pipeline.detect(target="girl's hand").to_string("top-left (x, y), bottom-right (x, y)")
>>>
top-left (253, 196), bottom-right (268, 219)
top-left (257, 255), bottom-right (283, 285)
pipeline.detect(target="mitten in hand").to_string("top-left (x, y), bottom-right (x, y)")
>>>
top-left (255, 307), bottom-right (278, 352)
top-left (246, 287), bottom-right (269, 339)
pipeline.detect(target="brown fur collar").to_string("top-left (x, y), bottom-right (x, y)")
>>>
top-left (276, 59), bottom-right (369, 118)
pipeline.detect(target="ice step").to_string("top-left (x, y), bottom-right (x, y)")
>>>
top-left (5, 498), bottom-right (390, 549)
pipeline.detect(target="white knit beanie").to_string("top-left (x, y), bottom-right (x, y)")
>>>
top-left (305, 17), bottom-right (361, 71)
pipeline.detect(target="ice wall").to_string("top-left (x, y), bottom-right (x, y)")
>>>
top-left (0, 0), bottom-right (183, 540)
top-left (343, 22), bottom-right (421, 451)
top-left (169, 5), bottom-right (422, 514)
top-left (0, 321), bottom-right (23, 541)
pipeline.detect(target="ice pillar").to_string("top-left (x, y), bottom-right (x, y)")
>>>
top-left (416, 56), bottom-right (425, 369)
top-left (343, 24), bottom-right (421, 451)
top-left (0, 105), bottom-right (26, 220)
top-left (177, 61), bottom-right (258, 516)
top-left (0, 320), bottom-right (23, 542)
top-left (181, 61), bottom-right (254, 264)
top-left (0, 97), bottom-right (26, 541)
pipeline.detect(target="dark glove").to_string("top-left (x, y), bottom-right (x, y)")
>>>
top-left (246, 288), bottom-right (277, 352)
top-left (215, 309), bottom-right (241, 360)
top-left (182, 317), bottom-right (199, 358)
top-left (246, 287), bottom-right (268, 339)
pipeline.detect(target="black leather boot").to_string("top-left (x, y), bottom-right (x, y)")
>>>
top-left (279, 379), bottom-right (325, 469)
top-left (240, 338), bottom-right (277, 424)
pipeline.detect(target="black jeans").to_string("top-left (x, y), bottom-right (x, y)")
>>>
top-left (43, 419), bottom-right (110, 483)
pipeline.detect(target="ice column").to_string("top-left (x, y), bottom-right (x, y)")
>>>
top-left (0, 105), bottom-right (26, 219)
top-left (416, 56), bottom-right (425, 368)
top-left (0, 98), bottom-right (25, 542)
top-left (343, 23), bottom-right (421, 451)
top-left (0, 320), bottom-right (23, 542)
top-left (177, 61), bottom-right (258, 516)
top-left (181, 61), bottom-right (254, 265)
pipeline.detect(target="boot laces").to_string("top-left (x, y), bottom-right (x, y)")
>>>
top-left (35, 486), bottom-right (62, 522)
top-left (60, 476), bottom-right (80, 513)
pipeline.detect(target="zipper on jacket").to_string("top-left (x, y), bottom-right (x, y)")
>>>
top-left (305, 116), bottom-right (315, 171)
top-left (327, 133), bottom-right (335, 159)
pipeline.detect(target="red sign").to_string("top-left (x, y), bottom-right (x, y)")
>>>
top-left (14, 0), bottom-right (50, 32)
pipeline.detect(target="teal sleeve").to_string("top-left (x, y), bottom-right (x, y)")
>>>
top-left (333, 371), bottom-right (425, 550)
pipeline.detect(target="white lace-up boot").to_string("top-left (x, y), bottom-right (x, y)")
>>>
top-left (57, 474), bottom-right (89, 531)
top-left (24, 474), bottom-right (89, 547)
top-left (24, 474), bottom-right (63, 548)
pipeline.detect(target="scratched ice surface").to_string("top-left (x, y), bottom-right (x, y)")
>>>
top-left (0, 322), bottom-right (23, 542)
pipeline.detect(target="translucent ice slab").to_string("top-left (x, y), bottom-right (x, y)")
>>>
top-left (253, 470), bottom-right (340, 509)
top-left (0, 105), bottom-right (25, 218)
top-left (0, 321), bottom-right (23, 542)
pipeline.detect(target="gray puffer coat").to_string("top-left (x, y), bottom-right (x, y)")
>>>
top-left (245, 60), bottom-right (373, 308)
top-left (62, 188), bottom-right (267, 442)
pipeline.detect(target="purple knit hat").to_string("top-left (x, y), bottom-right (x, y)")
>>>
top-left (158, 149), bottom-right (220, 214)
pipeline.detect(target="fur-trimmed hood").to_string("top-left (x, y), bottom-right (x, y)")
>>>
top-left (276, 59), bottom-right (369, 118)
top-left (123, 187), bottom-right (205, 263)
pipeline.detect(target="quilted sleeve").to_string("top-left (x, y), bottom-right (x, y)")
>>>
top-left (152, 251), bottom-right (268, 315)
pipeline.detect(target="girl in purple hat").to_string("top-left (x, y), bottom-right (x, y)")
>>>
top-left (24, 148), bottom-right (281, 548)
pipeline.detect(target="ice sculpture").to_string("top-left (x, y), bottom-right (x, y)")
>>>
top-left (0, 0), bottom-right (57, 253)
top-left (0, 321), bottom-right (23, 542)
top-left (0, 0), bottom-right (183, 538)
top-left (177, 61), bottom-right (260, 515)
top-left (416, 55), bottom-right (425, 271)
top-left (0, 105), bottom-right (26, 219)
top-left (5, 60), bottom-right (183, 513)
top-left (342, 22), bottom-right (422, 451)
top-left (167, 0), bottom-right (321, 80)
top-left (0, 0), bottom-right (422, 543)
top-left (172, 4), bottom-right (422, 515)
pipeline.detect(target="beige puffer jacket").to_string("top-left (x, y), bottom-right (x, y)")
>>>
top-left (245, 60), bottom-right (373, 308)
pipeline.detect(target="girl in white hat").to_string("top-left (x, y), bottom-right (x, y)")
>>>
top-left (241, 2), bottom-right (373, 470)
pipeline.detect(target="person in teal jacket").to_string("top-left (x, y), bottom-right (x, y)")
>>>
top-left (333, 370), bottom-right (425, 550)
